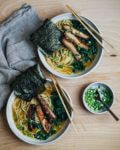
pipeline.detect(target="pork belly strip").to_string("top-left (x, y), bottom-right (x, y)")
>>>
top-left (62, 38), bottom-right (81, 61)
top-left (63, 24), bottom-right (89, 39)
top-left (64, 32), bottom-right (89, 50)
top-left (37, 95), bottom-right (56, 121)
top-left (36, 105), bottom-right (51, 133)
top-left (27, 104), bottom-right (36, 131)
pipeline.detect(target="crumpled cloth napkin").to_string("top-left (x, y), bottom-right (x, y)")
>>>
top-left (0, 4), bottom-right (42, 110)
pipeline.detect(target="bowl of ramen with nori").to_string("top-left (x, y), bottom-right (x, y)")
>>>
top-left (32, 13), bottom-right (103, 79)
top-left (6, 65), bottom-right (73, 145)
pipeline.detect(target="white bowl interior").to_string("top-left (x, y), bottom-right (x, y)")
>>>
top-left (38, 13), bottom-right (103, 79)
top-left (82, 82), bottom-right (114, 114)
top-left (6, 80), bottom-right (73, 145)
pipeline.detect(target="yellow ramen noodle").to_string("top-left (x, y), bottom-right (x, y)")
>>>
top-left (12, 82), bottom-right (65, 138)
top-left (45, 20), bottom-right (96, 75)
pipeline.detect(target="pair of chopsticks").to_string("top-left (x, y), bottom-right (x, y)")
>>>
top-left (66, 5), bottom-right (115, 53)
top-left (50, 74), bottom-right (78, 134)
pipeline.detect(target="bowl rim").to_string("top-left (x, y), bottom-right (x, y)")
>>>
top-left (6, 79), bottom-right (73, 145)
top-left (82, 82), bottom-right (114, 114)
top-left (38, 12), bottom-right (103, 79)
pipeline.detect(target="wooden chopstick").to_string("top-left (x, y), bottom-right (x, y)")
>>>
top-left (56, 84), bottom-right (74, 111)
top-left (51, 75), bottom-right (86, 131)
top-left (74, 12), bottom-right (114, 49)
top-left (50, 74), bottom-right (78, 134)
top-left (79, 19), bottom-right (114, 49)
top-left (52, 76), bottom-right (73, 111)
top-left (66, 5), bottom-right (110, 53)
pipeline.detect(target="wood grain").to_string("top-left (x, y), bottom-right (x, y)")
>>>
top-left (0, 0), bottom-right (120, 150)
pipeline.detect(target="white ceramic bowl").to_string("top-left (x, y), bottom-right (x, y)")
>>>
top-left (82, 82), bottom-right (114, 114)
top-left (38, 13), bottom-right (103, 79)
top-left (6, 80), bottom-right (73, 145)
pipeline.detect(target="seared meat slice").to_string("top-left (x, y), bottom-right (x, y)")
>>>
top-left (37, 95), bottom-right (56, 121)
top-left (63, 24), bottom-right (89, 39)
top-left (62, 38), bottom-right (81, 61)
top-left (36, 105), bottom-right (51, 133)
top-left (64, 32), bottom-right (89, 50)
top-left (65, 32), bottom-right (80, 45)
top-left (27, 104), bottom-right (36, 131)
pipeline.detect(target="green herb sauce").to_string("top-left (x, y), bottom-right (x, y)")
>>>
top-left (85, 87), bottom-right (112, 112)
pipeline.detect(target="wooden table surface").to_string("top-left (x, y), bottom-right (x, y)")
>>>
top-left (0, 0), bottom-right (120, 150)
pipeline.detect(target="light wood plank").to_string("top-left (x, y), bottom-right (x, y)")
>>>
top-left (0, 0), bottom-right (120, 150)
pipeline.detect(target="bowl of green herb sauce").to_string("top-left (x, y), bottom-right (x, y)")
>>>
top-left (83, 82), bottom-right (114, 114)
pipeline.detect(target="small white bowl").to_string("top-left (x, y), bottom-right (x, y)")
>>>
top-left (6, 80), bottom-right (73, 145)
top-left (38, 13), bottom-right (103, 79)
top-left (82, 82), bottom-right (114, 114)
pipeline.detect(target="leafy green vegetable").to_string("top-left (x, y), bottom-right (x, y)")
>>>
top-left (28, 119), bottom-right (43, 130)
top-left (34, 128), bottom-right (56, 140)
top-left (12, 65), bottom-right (46, 101)
top-left (50, 91), bottom-right (68, 124)
top-left (16, 124), bottom-right (24, 130)
top-left (71, 20), bottom-right (88, 34)
top-left (34, 130), bottom-right (48, 140)
top-left (77, 46), bottom-right (92, 62)
top-left (31, 19), bottom-right (62, 53)
top-left (72, 61), bottom-right (85, 72)
top-left (87, 38), bottom-right (97, 54)
top-left (30, 91), bottom-right (69, 140)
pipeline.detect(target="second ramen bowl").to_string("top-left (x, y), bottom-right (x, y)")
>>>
top-left (38, 13), bottom-right (103, 79)
top-left (6, 79), bottom-right (73, 145)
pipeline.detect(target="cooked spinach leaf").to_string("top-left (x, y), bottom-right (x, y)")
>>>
top-left (34, 128), bottom-right (56, 140)
top-left (77, 46), bottom-right (92, 62)
top-left (30, 91), bottom-right (69, 140)
top-left (31, 19), bottom-right (62, 53)
top-left (72, 61), bottom-right (85, 72)
top-left (50, 91), bottom-right (68, 124)
top-left (71, 20), bottom-right (88, 34)
top-left (28, 119), bottom-right (43, 130)
top-left (12, 65), bottom-right (46, 101)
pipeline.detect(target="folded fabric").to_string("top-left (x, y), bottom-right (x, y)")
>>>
top-left (0, 4), bottom-right (42, 110)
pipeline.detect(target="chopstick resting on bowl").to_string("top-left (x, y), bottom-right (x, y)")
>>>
top-left (66, 5), bottom-right (114, 49)
top-left (52, 75), bottom-right (86, 131)
top-left (66, 5), bottom-right (111, 53)
top-left (52, 76), bottom-right (73, 111)
top-left (50, 74), bottom-right (78, 134)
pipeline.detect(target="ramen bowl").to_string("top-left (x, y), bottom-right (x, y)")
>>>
top-left (6, 79), bottom-right (73, 145)
top-left (38, 13), bottom-right (103, 79)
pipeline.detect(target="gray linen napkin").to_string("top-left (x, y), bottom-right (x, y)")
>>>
top-left (0, 4), bottom-right (42, 110)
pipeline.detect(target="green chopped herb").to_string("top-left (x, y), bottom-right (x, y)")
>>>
top-left (85, 87), bottom-right (112, 112)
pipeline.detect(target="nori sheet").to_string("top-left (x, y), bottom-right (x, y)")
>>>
top-left (12, 65), bottom-right (46, 101)
top-left (31, 19), bottom-right (62, 53)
